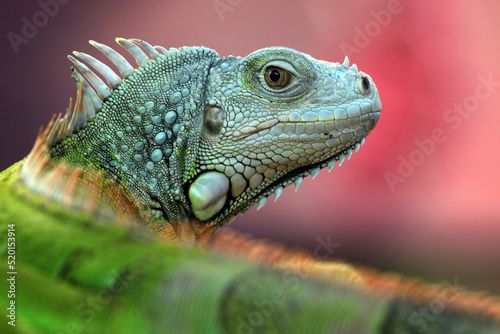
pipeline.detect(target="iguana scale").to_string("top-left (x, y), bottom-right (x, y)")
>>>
top-left (1, 38), bottom-right (499, 333)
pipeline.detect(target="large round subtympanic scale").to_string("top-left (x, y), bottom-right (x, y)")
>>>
top-left (188, 172), bottom-right (230, 221)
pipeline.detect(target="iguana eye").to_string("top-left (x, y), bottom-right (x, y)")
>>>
top-left (264, 67), bottom-right (291, 88)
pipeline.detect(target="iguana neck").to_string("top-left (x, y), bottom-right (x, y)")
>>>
top-left (47, 46), bottom-right (218, 236)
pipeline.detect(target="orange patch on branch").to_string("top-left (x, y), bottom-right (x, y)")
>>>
top-left (209, 228), bottom-right (500, 320)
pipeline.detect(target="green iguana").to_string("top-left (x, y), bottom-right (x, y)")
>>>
top-left (1, 38), bottom-right (499, 333)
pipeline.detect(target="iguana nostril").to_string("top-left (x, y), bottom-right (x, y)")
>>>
top-left (361, 76), bottom-right (370, 94)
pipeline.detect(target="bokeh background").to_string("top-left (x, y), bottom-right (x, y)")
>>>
top-left (1, 1), bottom-right (499, 293)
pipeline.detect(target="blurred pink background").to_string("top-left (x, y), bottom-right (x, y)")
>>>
top-left (1, 1), bottom-right (499, 293)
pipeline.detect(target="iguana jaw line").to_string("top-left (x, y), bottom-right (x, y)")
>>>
top-left (248, 110), bottom-right (380, 212)
top-left (236, 110), bottom-right (380, 139)
top-left (206, 135), bottom-right (368, 225)
top-left (206, 110), bottom-right (379, 224)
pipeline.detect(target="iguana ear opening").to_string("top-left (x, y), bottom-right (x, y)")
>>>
top-left (203, 106), bottom-right (225, 136)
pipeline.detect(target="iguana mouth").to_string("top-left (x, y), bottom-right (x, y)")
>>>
top-left (194, 110), bottom-right (377, 225)
top-left (204, 109), bottom-right (380, 224)
top-left (206, 138), bottom-right (363, 225)
top-left (249, 140), bottom-right (361, 210)
top-left (248, 110), bottom-right (380, 211)
top-left (237, 119), bottom-right (279, 138)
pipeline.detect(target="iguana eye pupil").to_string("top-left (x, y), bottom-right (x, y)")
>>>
top-left (269, 69), bottom-right (280, 81)
top-left (264, 67), bottom-right (291, 87)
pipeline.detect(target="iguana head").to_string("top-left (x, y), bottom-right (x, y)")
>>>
top-left (190, 47), bottom-right (381, 224)
top-left (42, 38), bottom-right (380, 237)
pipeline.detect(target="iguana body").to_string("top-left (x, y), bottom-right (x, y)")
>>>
top-left (0, 38), bottom-right (499, 333)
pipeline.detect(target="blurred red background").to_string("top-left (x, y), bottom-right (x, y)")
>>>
top-left (1, 1), bottom-right (499, 293)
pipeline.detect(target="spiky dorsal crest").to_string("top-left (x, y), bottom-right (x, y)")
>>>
top-left (19, 38), bottom-right (219, 244)
top-left (43, 38), bottom-right (192, 149)
top-left (17, 37), bottom-right (165, 223)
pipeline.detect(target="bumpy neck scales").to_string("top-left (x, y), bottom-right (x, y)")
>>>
top-left (48, 38), bottom-right (381, 235)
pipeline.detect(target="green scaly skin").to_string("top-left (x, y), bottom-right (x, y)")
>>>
top-left (2, 164), bottom-right (499, 333)
top-left (1, 38), bottom-right (499, 333)
top-left (0, 163), bottom-right (390, 333)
